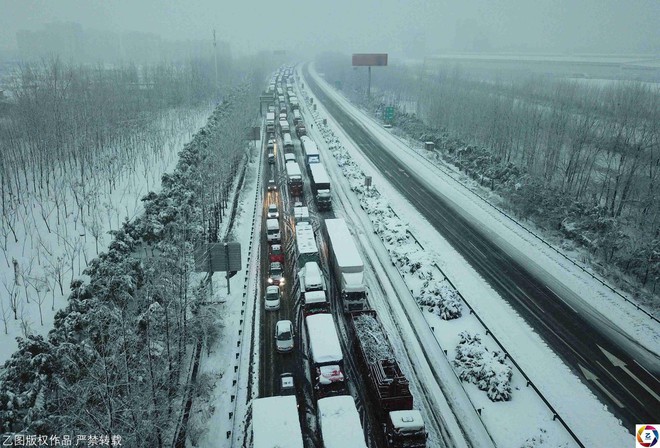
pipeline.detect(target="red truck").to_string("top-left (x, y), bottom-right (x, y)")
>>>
top-left (348, 310), bottom-right (427, 448)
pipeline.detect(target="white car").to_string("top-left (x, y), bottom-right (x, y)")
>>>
top-left (293, 201), bottom-right (303, 208)
top-left (264, 285), bottom-right (281, 311)
top-left (267, 204), bottom-right (279, 219)
top-left (275, 320), bottom-right (294, 353)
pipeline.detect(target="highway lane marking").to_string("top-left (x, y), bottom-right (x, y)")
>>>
top-left (513, 284), bottom-right (546, 314)
top-left (468, 240), bottom-right (486, 259)
top-left (599, 346), bottom-right (660, 402)
top-left (596, 361), bottom-right (645, 408)
top-left (579, 363), bottom-right (625, 408)
top-left (545, 285), bottom-right (578, 314)
top-left (633, 360), bottom-right (660, 385)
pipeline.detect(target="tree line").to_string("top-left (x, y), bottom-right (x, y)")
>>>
top-left (0, 81), bottom-right (257, 445)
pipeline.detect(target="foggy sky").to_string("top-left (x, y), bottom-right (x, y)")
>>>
top-left (1, 0), bottom-right (659, 57)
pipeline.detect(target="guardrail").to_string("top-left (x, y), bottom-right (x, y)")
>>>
top-left (399, 219), bottom-right (586, 448)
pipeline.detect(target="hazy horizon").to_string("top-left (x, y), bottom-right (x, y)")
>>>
top-left (1, 0), bottom-right (659, 58)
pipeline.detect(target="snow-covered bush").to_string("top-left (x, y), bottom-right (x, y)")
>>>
top-left (453, 331), bottom-right (512, 401)
top-left (418, 280), bottom-right (463, 320)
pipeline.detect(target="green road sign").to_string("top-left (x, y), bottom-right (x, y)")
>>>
top-left (384, 106), bottom-right (395, 121)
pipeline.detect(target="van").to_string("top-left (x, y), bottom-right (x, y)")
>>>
top-left (302, 261), bottom-right (323, 292)
top-left (275, 320), bottom-right (294, 353)
top-left (266, 218), bottom-right (281, 243)
top-left (268, 151), bottom-right (275, 164)
top-left (279, 120), bottom-right (290, 133)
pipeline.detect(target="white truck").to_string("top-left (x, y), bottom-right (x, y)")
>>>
top-left (317, 395), bottom-right (367, 448)
top-left (252, 396), bottom-right (303, 448)
top-left (323, 218), bottom-right (366, 311)
top-left (305, 313), bottom-right (346, 398)
top-left (293, 205), bottom-right (310, 224)
top-left (266, 112), bottom-right (275, 133)
top-left (283, 132), bottom-right (294, 151)
top-left (266, 218), bottom-right (281, 243)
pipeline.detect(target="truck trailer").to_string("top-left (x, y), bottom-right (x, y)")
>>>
top-left (305, 313), bottom-right (346, 398)
top-left (252, 396), bottom-right (303, 448)
top-left (266, 112), bottom-right (275, 134)
top-left (295, 223), bottom-right (318, 267)
top-left (348, 310), bottom-right (427, 448)
top-left (286, 161), bottom-right (303, 197)
top-left (300, 136), bottom-right (320, 164)
top-left (324, 218), bottom-right (366, 311)
top-left (317, 395), bottom-right (367, 448)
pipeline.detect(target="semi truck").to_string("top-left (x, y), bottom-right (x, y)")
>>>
top-left (300, 136), bottom-right (320, 164)
top-left (324, 218), bottom-right (365, 311)
top-left (294, 205), bottom-right (310, 223)
top-left (305, 313), bottom-right (346, 399)
top-left (293, 109), bottom-right (302, 124)
top-left (283, 132), bottom-right (294, 152)
top-left (266, 112), bottom-right (275, 133)
top-left (303, 290), bottom-right (329, 316)
top-left (348, 310), bottom-right (427, 448)
top-left (252, 396), bottom-right (303, 448)
top-left (286, 161), bottom-right (303, 197)
top-left (295, 223), bottom-right (319, 267)
top-left (308, 163), bottom-right (332, 211)
top-left (317, 395), bottom-right (367, 448)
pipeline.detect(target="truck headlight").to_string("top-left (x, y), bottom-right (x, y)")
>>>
top-left (268, 278), bottom-right (273, 284)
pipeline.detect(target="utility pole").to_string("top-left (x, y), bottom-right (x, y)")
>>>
top-left (213, 29), bottom-right (218, 92)
top-left (367, 65), bottom-right (372, 99)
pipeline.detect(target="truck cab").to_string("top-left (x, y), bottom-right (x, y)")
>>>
top-left (385, 410), bottom-right (427, 448)
top-left (303, 290), bottom-right (329, 315)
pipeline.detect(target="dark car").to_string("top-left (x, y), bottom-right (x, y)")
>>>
top-left (268, 262), bottom-right (284, 286)
top-left (280, 373), bottom-right (295, 396)
top-left (267, 178), bottom-right (277, 191)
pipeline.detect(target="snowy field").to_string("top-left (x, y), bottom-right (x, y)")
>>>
top-left (0, 105), bottom-right (213, 363)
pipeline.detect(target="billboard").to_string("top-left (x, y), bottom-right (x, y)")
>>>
top-left (352, 53), bottom-right (388, 66)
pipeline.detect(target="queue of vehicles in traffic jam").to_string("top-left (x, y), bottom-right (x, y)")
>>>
top-left (253, 66), bottom-right (427, 448)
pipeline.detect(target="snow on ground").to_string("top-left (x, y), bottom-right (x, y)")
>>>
top-left (0, 106), bottom-right (212, 363)
top-left (310, 64), bottom-right (659, 361)
top-left (302, 64), bottom-right (636, 447)
top-left (193, 137), bottom-right (262, 448)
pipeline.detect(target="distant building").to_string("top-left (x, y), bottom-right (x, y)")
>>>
top-left (15, 22), bottom-right (231, 66)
